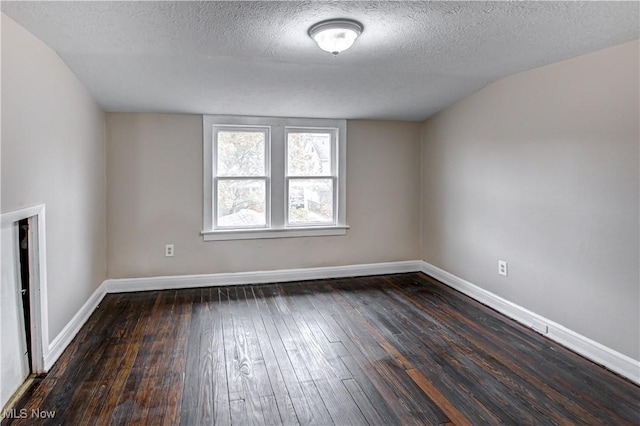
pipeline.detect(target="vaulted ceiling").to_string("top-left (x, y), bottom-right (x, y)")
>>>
top-left (3, 1), bottom-right (638, 120)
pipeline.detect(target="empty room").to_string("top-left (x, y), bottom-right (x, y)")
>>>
top-left (1, 1), bottom-right (639, 424)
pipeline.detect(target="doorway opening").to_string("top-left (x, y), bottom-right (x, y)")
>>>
top-left (1, 205), bottom-right (48, 411)
top-left (18, 218), bottom-right (33, 375)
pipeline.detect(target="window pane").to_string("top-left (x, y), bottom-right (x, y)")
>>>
top-left (217, 180), bottom-right (266, 227)
top-left (287, 132), bottom-right (331, 176)
top-left (288, 179), bottom-right (333, 224)
top-left (217, 131), bottom-right (265, 176)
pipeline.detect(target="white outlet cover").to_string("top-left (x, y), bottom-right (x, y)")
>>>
top-left (498, 260), bottom-right (508, 276)
top-left (531, 318), bottom-right (549, 334)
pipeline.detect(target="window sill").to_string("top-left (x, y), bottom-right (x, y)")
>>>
top-left (201, 225), bottom-right (349, 241)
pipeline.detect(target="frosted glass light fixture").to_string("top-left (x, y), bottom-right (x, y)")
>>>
top-left (308, 19), bottom-right (363, 56)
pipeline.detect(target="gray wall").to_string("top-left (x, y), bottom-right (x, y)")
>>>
top-left (1, 15), bottom-right (107, 347)
top-left (421, 40), bottom-right (639, 359)
top-left (106, 114), bottom-right (421, 278)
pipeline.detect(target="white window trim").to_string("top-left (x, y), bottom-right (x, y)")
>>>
top-left (202, 115), bottom-right (348, 241)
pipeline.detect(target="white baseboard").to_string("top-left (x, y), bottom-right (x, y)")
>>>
top-left (43, 261), bottom-right (419, 370)
top-left (420, 261), bottom-right (640, 385)
top-left (44, 282), bottom-right (107, 370)
top-left (43, 259), bottom-right (640, 386)
top-left (103, 260), bottom-right (423, 293)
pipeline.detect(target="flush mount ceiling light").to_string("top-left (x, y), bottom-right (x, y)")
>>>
top-left (308, 19), bottom-right (363, 56)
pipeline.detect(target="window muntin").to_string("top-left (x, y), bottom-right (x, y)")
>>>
top-left (203, 116), bottom-right (347, 240)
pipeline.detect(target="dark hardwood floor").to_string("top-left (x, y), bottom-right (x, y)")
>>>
top-left (4, 273), bottom-right (639, 425)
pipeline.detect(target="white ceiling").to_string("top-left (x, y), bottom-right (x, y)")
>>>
top-left (3, 1), bottom-right (638, 121)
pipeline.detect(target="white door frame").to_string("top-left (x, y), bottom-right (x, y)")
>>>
top-left (1, 204), bottom-right (48, 374)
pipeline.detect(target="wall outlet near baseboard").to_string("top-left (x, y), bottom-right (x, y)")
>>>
top-left (498, 260), bottom-right (508, 276)
top-left (165, 244), bottom-right (174, 257)
top-left (531, 318), bottom-right (549, 334)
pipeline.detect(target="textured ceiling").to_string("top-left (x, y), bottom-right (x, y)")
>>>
top-left (2, 1), bottom-right (638, 121)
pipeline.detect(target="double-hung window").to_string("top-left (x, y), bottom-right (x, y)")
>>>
top-left (203, 116), bottom-right (347, 240)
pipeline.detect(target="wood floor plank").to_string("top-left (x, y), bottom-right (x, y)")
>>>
top-left (252, 285), bottom-right (316, 425)
top-left (413, 273), bottom-right (640, 412)
top-left (4, 273), bottom-right (638, 426)
top-left (110, 292), bottom-right (161, 425)
top-left (341, 378), bottom-right (388, 426)
top-left (229, 399), bottom-right (246, 426)
top-left (204, 287), bottom-right (232, 426)
top-left (233, 286), bottom-right (275, 398)
top-left (327, 279), bottom-right (451, 424)
top-left (359, 276), bottom-right (561, 424)
top-left (85, 293), bottom-right (157, 424)
top-left (133, 291), bottom-right (178, 423)
top-left (307, 283), bottom-right (448, 425)
top-left (212, 288), bottom-right (233, 425)
top-left (406, 369), bottom-right (472, 426)
top-left (158, 288), bottom-right (194, 426)
top-left (339, 355), bottom-right (409, 426)
top-left (279, 284), bottom-right (352, 380)
top-left (177, 287), bottom-right (232, 426)
top-left (260, 395), bottom-right (283, 426)
top-left (110, 292), bottom-right (165, 425)
top-left (179, 288), bottom-right (206, 425)
top-left (35, 294), bottom-right (131, 423)
top-left (287, 284), bottom-right (352, 361)
top-left (274, 284), bottom-right (368, 426)
top-left (382, 274), bottom-right (639, 424)
top-left (352, 277), bottom-right (534, 423)
top-left (5, 294), bottom-right (125, 423)
top-left (258, 285), bottom-right (334, 425)
top-left (225, 287), bottom-right (266, 425)
top-left (244, 287), bottom-right (300, 426)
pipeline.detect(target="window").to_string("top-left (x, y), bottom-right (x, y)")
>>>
top-left (214, 127), bottom-right (269, 229)
top-left (203, 116), bottom-right (347, 240)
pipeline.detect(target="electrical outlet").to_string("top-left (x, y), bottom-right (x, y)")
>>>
top-left (165, 244), bottom-right (174, 257)
top-left (531, 318), bottom-right (548, 334)
top-left (498, 260), bottom-right (508, 276)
